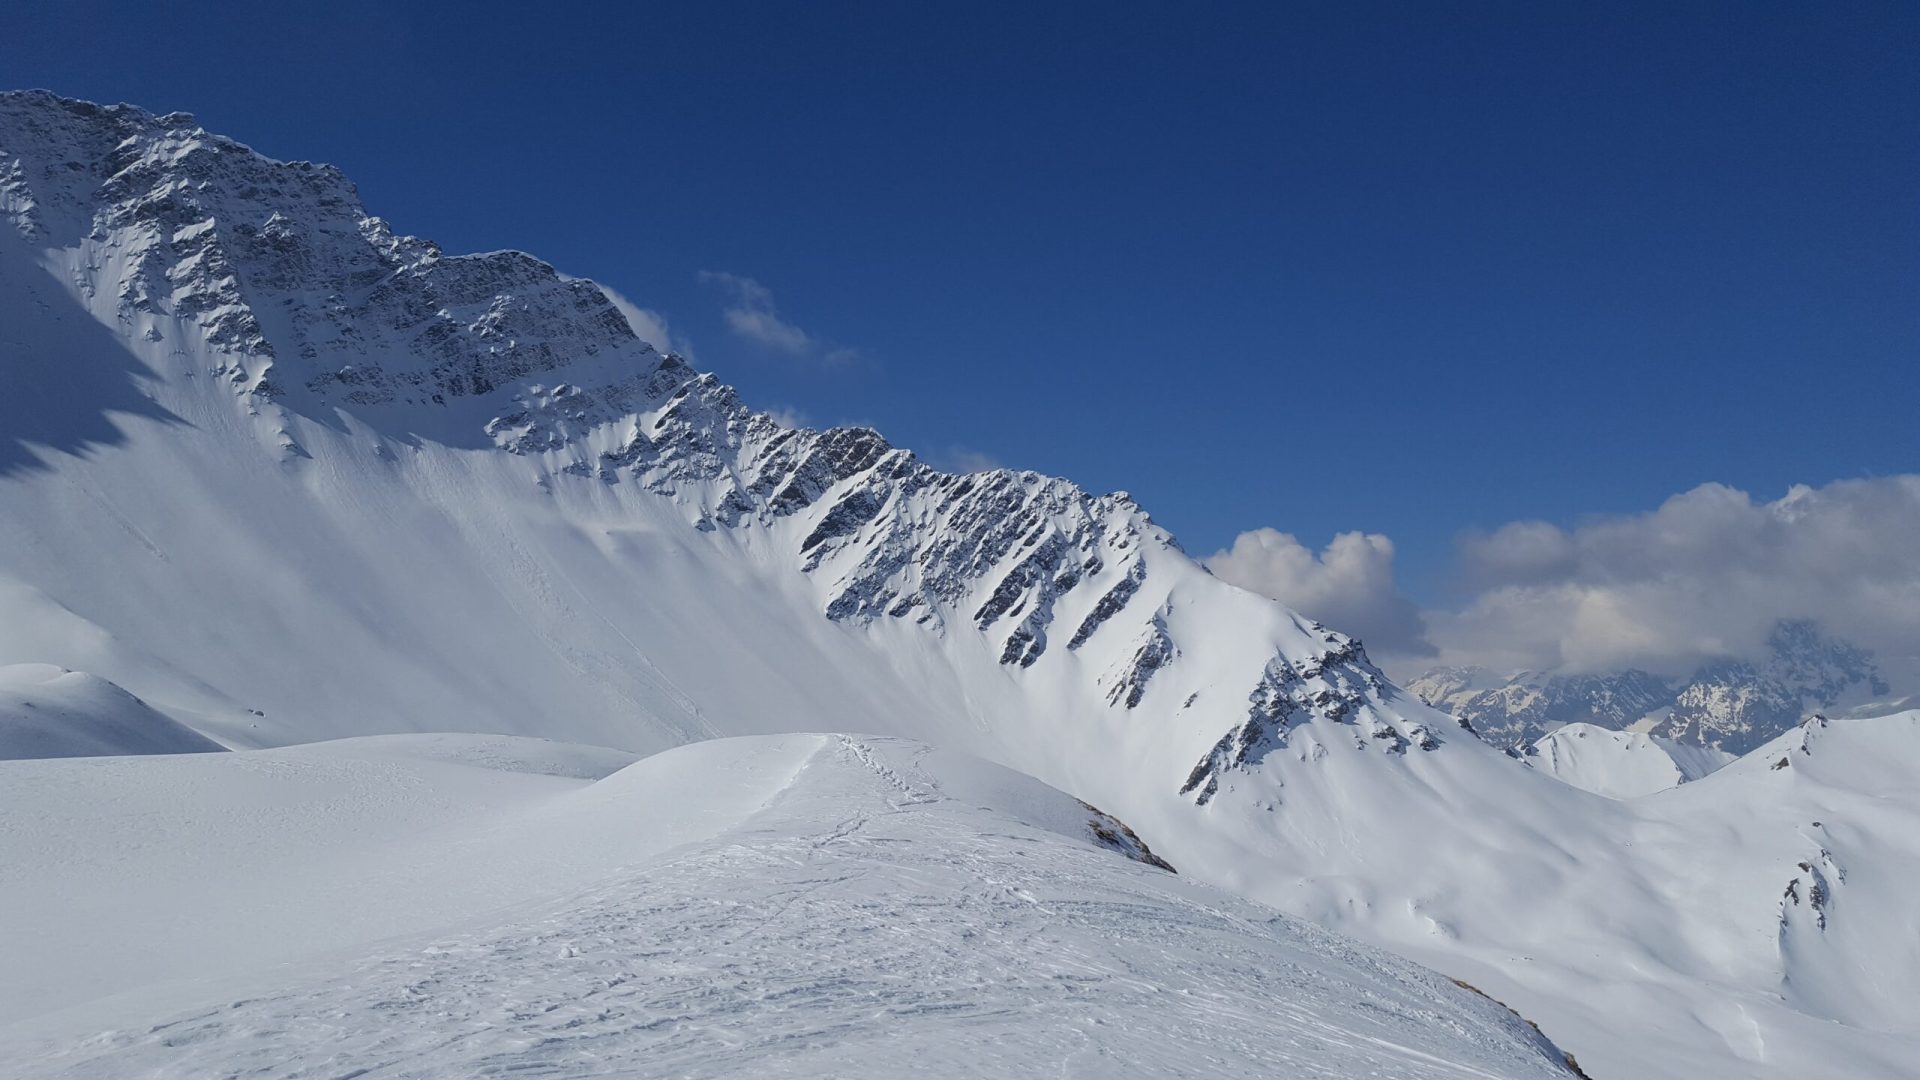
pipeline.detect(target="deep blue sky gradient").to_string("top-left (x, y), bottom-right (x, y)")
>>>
top-left (7, 1), bottom-right (1916, 598)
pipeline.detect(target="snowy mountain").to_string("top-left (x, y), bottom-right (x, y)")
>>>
top-left (1409, 665), bottom-right (1674, 748)
top-left (0, 89), bottom-right (1442, 788)
top-left (1655, 622), bottom-right (1890, 752)
top-left (5, 90), bottom-right (1920, 1078)
top-left (1523, 722), bottom-right (1734, 799)
top-left (1409, 619), bottom-right (1892, 752)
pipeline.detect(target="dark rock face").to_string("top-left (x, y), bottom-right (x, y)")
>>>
top-left (0, 91), bottom-right (641, 412)
top-left (1080, 800), bottom-right (1178, 872)
top-left (0, 91), bottom-right (1160, 671)
top-left (1182, 632), bottom-right (1438, 806)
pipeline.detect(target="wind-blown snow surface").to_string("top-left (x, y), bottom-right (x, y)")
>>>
top-left (2, 90), bottom-right (1918, 1077)
top-left (0, 733), bottom-right (1579, 1078)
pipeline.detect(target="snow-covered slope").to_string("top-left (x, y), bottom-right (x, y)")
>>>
top-left (0, 88), bottom-right (1444, 797)
top-left (0, 662), bottom-right (225, 759)
top-left (0, 733), bottom-right (1582, 1079)
top-left (5, 90), bottom-right (1920, 1078)
top-left (1209, 711), bottom-right (1920, 1079)
top-left (1524, 722), bottom-right (1733, 799)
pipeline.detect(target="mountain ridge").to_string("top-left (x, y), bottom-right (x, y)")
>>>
top-left (7, 89), bottom-right (1920, 1079)
top-left (0, 87), bottom-right (1452, 801)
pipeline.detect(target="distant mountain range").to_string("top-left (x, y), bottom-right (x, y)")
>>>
top-left (1409, 619), bottom-right (1892, 753)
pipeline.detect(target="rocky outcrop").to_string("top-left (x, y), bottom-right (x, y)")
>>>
top-left (1181, 631), bottom-right (1437, 806)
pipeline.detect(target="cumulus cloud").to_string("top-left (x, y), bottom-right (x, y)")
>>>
top-left (1430, 476), bottom-right (1920, 679)
top-left (698, 271), bottom-right (815, 354)
top-left (1207, 529), bottom-right (1434, 657)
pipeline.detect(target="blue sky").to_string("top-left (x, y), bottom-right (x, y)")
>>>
top-left (6, 2), bottom-right (1918, 665)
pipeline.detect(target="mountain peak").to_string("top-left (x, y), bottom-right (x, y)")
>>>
top-left (0, 90), bottom-right (1472, 823)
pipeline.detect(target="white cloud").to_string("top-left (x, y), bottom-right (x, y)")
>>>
top-left (763, 404), bottom-right (810, 430)
top-left (1430, 476), bottom-right (1920, 680)
top-left (699, 271), bottom-right (815, 355)
top-left (568, 279), bottom-right (690, 357)
top-left (927, 446), bottom-right (1003, 474)
top-left (1206, 529), bottom-right (1434, 657)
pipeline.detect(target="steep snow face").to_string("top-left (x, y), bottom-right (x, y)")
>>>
top-left (6, 90), bottom-right (1920, 1078)
top-left (1524, 722), bottom-right (1733, 799)
top-left (1410, 620), bottom-right (1891, 752)
top-left (0, 734), bottom-right (1582, 1079)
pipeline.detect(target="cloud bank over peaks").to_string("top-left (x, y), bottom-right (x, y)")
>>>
top-left (1431, 475), bottom-right (1920, 680)
top-left (1214, 475), bottom-right (1920, 689)
top-left (1205, 529), bottom-right (1434, 657)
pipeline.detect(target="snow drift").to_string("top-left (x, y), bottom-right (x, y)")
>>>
top-left (0, 662), bottom-right (224, 759)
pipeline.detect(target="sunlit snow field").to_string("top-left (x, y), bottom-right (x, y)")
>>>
top-left (0, 734), bottom-right (1578, 1078)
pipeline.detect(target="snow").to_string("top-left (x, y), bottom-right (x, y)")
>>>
top-left (0, 662), bottom-right (225, 759)
top-left (3, 89), bottom-right (1918, 1078)
top-left (0, 734), bottom-right (1578, 1079)
top-left (1526, 722), bottom-right (1733, 798)
top-left (1198, 711), bottom-right (1920, 1079)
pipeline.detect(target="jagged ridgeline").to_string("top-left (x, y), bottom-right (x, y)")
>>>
top-left (12, 90), bottom-right (1920, 1080)
top-left (0, 88), bottom-right (1460, 803)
